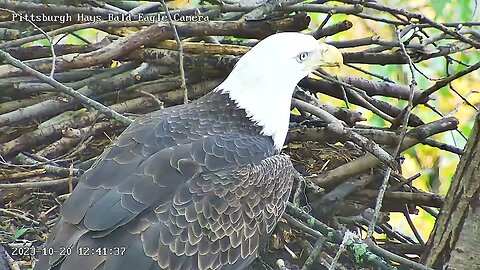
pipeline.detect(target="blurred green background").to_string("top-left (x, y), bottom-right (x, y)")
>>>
top-left (311, 0), bottom-right (480, 240)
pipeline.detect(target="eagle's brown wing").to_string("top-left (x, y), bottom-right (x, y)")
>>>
top-left (35, 109), bottom-right (294, 270)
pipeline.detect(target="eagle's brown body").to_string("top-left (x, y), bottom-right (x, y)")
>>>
top-left (35, 31), bottom-right (342, 270)
top-left (35, 91), bottom-right (294, 270)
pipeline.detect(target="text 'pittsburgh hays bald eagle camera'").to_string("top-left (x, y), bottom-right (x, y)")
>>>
top-left (35, 32), bottom-right (343, 270)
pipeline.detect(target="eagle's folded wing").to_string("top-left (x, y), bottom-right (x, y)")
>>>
top-left (36, 115), bottom-right (293, 270)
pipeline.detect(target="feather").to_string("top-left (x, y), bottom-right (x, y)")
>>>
top-left (33, 31), bottom-right (344, 270)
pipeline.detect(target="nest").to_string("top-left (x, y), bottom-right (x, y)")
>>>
top-left (0, 0), bottom-right (477, 269)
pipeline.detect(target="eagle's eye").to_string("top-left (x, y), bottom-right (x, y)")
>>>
top-left (296, 52), bottom-right (309, 63)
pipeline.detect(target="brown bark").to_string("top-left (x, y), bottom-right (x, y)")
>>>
top-left (422, 113), bottom-right (480, 269)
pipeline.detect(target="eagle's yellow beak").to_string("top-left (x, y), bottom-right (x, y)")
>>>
top-left (304, 42), bottom-right (343, 72)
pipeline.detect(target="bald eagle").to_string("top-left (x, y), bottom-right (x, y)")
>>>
top-left (35, 32), bottom-right (342, 270)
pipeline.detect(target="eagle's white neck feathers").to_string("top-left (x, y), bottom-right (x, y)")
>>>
top-left (218, 70), bottom-right (295, 151)
top-left (215, 33), bottom-right (326, 151)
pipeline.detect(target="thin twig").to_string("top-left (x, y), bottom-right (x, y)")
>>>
top-left (329, 231), bottom-right (353, 270)
top-left (338, 0), bottom-right (480, 48)
top-left (364, 238), bottom-right (434, 270)
top-left (312, 117), bottom-right (458, 187)
top-left (160, 0), bottom-right (188, 104)
top-left (0, 49), bottom-right (132, 126)
top-left (292, 98), bottom-right (396, 169)
top-left (403, 207), bottom-right (425, 245)
top-left (293, 170), bottom-right (306, 207)
top-left (367, 27), bottom-right (417, 238)
top-left (313, 70), bottom-right (395, 122)
top-left (0, 8), bottom-right (56, 77)
top-left (415, 60), bottom-right (480, 106)
top-left (0, 208), bottom-right (40, 226)
top-left (345, 63), bottom-right (395, 83)
top-left (0, 178), bottom-right (75, 189)
top-left (301, 236), bottom-right (326, 270)
top-left (286, 203), bottom-right (396, 270)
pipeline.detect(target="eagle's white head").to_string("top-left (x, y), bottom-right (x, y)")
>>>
top-left (217, 32), bottom-right (343, 151)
